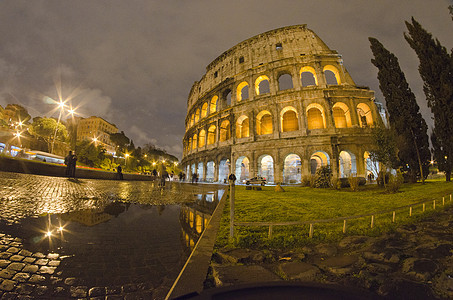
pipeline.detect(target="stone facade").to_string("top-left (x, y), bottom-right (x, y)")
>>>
top-left (182, 25), bottom-right (383, 184)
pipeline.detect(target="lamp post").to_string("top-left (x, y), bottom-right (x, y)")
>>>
top-left (51, 101), bottom-right (65, 154)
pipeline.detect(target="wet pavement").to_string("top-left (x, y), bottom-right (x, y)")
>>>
top-left (0, 171), bottom-right (223, 299)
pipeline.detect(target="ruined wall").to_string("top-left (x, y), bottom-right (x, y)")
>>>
top-left (182, 25), bottom-right (382, 183)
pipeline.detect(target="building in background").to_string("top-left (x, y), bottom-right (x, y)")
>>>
top-left (75, 116), bottom-right (118, 154)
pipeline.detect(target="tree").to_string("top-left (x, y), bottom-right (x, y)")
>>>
top-left (431, 131), bottom-right (450, 180)
top-left (75, 140), bottom-right (106, 168)
top-left (109, 131), bottom-right (130, 154)
top-left (405, 18), bottom-right (453, 181)
top-left (29, 117), bottom-right (68, 152)
top-left (4, 104), bottom-right (31, 124)
top-left (370, 125), bottom-right (399, 171)
top-left (369, 37), bottom-right (431, 183)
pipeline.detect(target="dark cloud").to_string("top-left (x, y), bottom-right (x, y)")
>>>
top-left (1, 0), bottom-right (452, 158)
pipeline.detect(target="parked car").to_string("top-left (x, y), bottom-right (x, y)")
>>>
top-left (245, 177), bottom-right (267, 186)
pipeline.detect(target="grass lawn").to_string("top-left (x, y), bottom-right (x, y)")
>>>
top-left (215, 180), bottom-right (453, 249)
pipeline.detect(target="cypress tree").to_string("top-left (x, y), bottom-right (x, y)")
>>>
top-left (369, 37), bottom-right (430, 182)
top-left (404, 17), bottom-right (453, 181)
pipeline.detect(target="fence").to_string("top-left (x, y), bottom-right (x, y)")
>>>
top-left (233, 193), bottom-right (452, 239)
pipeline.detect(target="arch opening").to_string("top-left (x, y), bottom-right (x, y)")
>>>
top-left (207, 125), bottom-right (216, 145)
top-left (201, 103), bottom-right (208, 118)
top-left (237, 82), bottom-right (249, 101)
top-left (255, 75), bottom-right (270, 95)
top-left (206, 161), bottom-right (215, 182)
top-left (283, 154), bottom-right (301, 184)
top-left (210, 96), bottom-right (218, 114)
top-left (278, 73), bottom-right (293, 91)
top-left (258, 155), bottom-right (274, 183)
top-left (281, 107), bottom-right (299, 132)
top-left (219, 120), bottom-right (231, 142)
top-left (236, 115), bottom-right (250, 138)
top-left (198, 130), bottom-right (206, 148)
top-left (333, 102), bottom-right (352, 128)
top-left (218, 158), bottom-right (230, 183)
top-left (310, 151), bottom-right (330, 175)
top-left (357, 103), bottom-right (373, 128)
top-left (197, 162), bottom-right (204, 181)
top-left (256, 110), bottom-right (273, 135)
top-left (235, 156), bottom-right (250, 183)
top-left (339, 150), bottom-right (357, 178)
top-left (306, 104), bottom-right (325, 129)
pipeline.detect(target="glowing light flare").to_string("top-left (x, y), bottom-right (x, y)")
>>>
top-left (46, 231), bottom-right (52, 237)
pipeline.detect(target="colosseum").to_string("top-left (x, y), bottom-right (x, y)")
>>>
top-left (181, 24), bottom-right (385, 184)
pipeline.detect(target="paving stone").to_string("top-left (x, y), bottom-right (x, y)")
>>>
top-left (52, 286), bottom-right (68, 297)
top-left (6, 262), bottom-right (25, 271)
top-left (15, 283), bottom-right (35, 295)
top-left (6, 247), bottom-right (19, 254)
top-left (64, 277), bottom-right (78, 285)
top-left (34, 285), bottom-right (48, 296)
top-left (0, 259), bottom-right (10, 268)
top-left (12, 273), bottom-right (30, 283)
top-left (279, 261), bottom-right (321, 281)
top-left (32, 253), bottom-right (45, 259)
top-left (9, 255), bottom-right (24, 262)
top-left (48, 260), bottom-right (60, 267)
top-left (0, 269), bottom-right (16, 280)
top-left (70, 285), bottom-right (88, 298)
top-left (46, 253), bottom-right (59, 260)
top-left (89, 286), bottom-right (106, 297)
top-left (18, 250), bottom-right (32, 257)
top-left (0, 252), bottom-right (12, 259)
top-left (35, 259), bottom-right (48, 266)
top-left (213, 265), bottom-right (281, 287)
top-left (0, 292), bottom-right (19, 299)
top-left (106, 286), bottom-right (122, 295)
top-left (38, 266), bottom-right (55, 275)
top-left (28, 274), bottom-right (45, 283)
top-left (21, 265), bottom-right (39, 274)
top-left (22, 257), bottom-right (35, 264)
top-left (0, 279), bottom-right (16, 291)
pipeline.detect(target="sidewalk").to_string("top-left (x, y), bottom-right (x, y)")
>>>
top-left (0, 171), bottom-right (222, 299)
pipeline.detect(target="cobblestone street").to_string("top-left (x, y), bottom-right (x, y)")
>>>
top-left (0, 171), bottom-right (221, 299)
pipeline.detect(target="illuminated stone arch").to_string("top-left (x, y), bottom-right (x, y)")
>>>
top-left (198, 129), bottom-right (206, 148)
top-left (332, 102), bottom-right (352, 128)
top-left (236, 81), bottom-right (249, 101)
top-left (283, 153), bottom-right (301, 183)
top-left (223, 89), bottom-right (232, 107)
top-left (310, 151), bottom-right (330, 174)
top-left (256, 110), bottom-right (273, 135)
top-left (357, 103), bottom-right (374, 127)
top-left (364, 151), bottom-right (379, 178)
top-left (235, 156), bottom-right (250, 182)
top-left (207, 125), bottom-right (216, 145)
top-left (188, 138), bottom-right (192, 151)
top-left (236, 115), bottom-right (250, 138)
top-left (210, 96), bottom-right (218, 114)
top-left (300, 66), bottom-right (318, 87)
top-left (201, 102), bottom-right (208, 118)
top-left (339, 150), bottom-right (357, 178)
top-left (190, 113), bottom-right (195, 126)
top-left (206, 161), bottom-right (215, 182)
top-left (306, 103), bottom-right (326, 129)
top-left (219, 120), bottom-right (231, 142)
top-left (218, 158), bottom-right (230, 182)
top-left (323, 65), bottom-right (341, 85)
top-left (255, 75), bottom-right (270, 95)
top-left (195, 108), bottom-right (200, 123)
top-left (192, 134), bottom-right (197, 150)
top-left (197, 162), bottom-right (204, 181)
top-left (278, 73), bottom-right (293, 91)
top-left (258, 154), bottom-right (274, 183)
top-left (281, 106), bottom-right (299, 132)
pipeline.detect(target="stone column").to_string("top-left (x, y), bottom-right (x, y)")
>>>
top-left (349, 98), bottom-right (360, 127)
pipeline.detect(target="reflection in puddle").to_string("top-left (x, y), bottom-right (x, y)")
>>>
top-left (0, 187), bottom-right (225, 293)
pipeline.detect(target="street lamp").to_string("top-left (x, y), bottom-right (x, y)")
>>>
top-left (51, 100), bottom-right (66, 154)
top-left (125, 153), bottom-right (130, 168)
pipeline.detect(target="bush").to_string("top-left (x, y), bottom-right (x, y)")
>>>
top-left (386, 170), bottom-right (404, 193)
top-left (301, 175), bottom-right (311, 187)
top-left (330, 176), bottom-right (341, 190)
top-left (348, 175), bottom-right (360, 192)
top-left (314, 166), bottom-right (332, 188)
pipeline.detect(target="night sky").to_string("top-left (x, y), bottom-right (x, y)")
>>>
top-left (0, 1), bottom-right (452, 159)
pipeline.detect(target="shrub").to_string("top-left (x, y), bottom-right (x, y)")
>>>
top-left (314, 166), bottom-right (332, 188)
top-left (348, 175), bottom-right (360, 192)
top-left (330, 176), bottom-right (341, 190)
top-left (386, 170), bottom-right (404, 193)
top-left (301, 175), bottom-right (311, 187)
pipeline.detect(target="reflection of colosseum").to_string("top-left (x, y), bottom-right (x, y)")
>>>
top-left (182, 25), bottom-right (385, 184)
